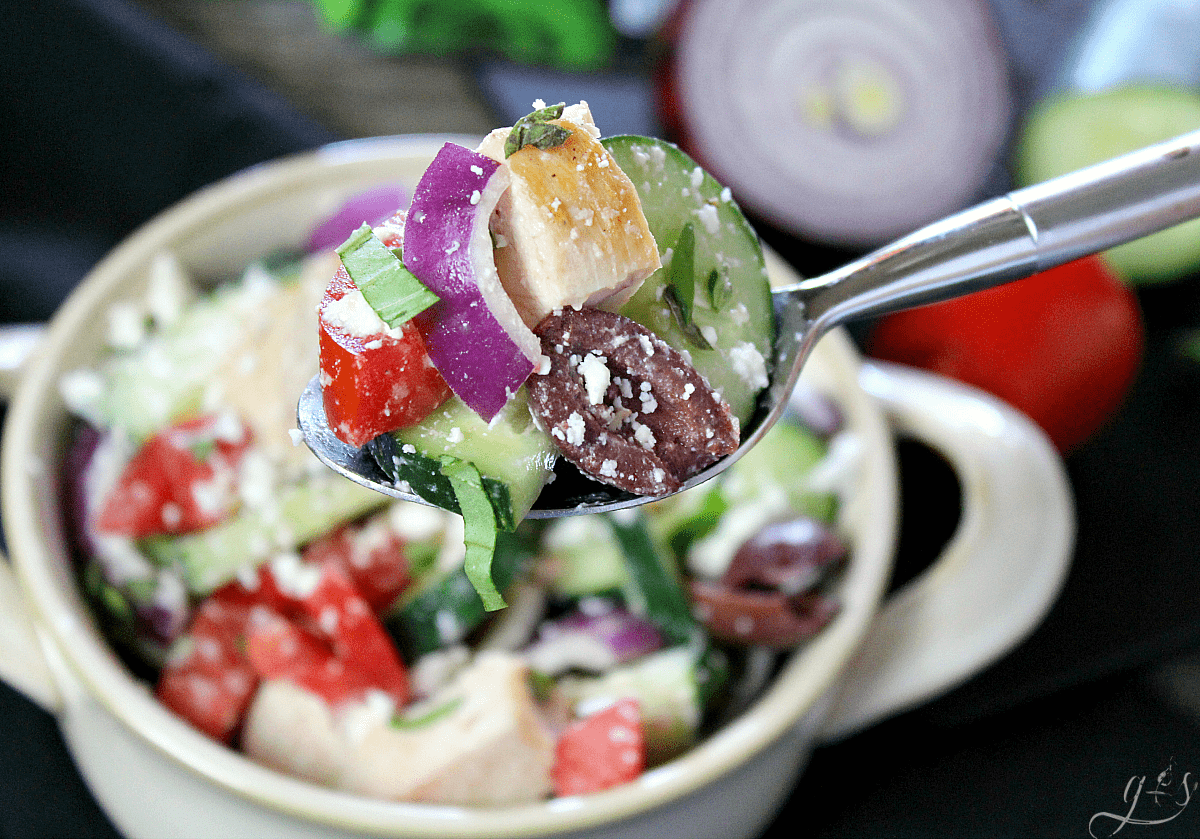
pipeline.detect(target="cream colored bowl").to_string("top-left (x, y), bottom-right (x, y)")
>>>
top-left (0, 136), bottom-right (1074, 839)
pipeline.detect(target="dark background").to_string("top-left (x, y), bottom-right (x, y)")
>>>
top-left (3, 1), bottom-right (1200, 837)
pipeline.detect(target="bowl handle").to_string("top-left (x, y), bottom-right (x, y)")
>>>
top-left (0, 550), bottom-right (62, 713)
top-left (0, 323), bottom-right (61, 712)
top-left (817, 360), bottom-right (1075, 741)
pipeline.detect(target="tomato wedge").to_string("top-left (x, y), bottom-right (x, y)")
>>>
top-left (552, 698), bottom-right (645, 796)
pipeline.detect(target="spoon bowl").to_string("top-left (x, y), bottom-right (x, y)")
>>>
top-left (299, 129), bottom-right (1200, 516)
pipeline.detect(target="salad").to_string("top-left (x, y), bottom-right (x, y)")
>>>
top-left (58, 104), bottom-right (861, 804)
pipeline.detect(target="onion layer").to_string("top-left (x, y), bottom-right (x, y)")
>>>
top-left (403, 143), bottom-right (541, 421)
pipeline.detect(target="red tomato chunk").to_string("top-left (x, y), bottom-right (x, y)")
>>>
top-left (552, 698), bottom-right (646, 797)
top-left (318, 262), bottom-right (451, 448)
top-left (96, 414), bottom-right (252, 538)
top-left (157, 556), bottom-right (410, 742)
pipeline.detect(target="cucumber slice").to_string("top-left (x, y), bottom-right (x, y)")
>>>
top-left (386, 530), bottom-right (532, 658)
top-left (1014, 85), bottom-right (1200, 284)
top-left (603, 136), bottom-right (775, 426)
top-left (375, 388), bottom-right (558, 524)
top-left (140, 474), bottom-right (387, 594)
top-left (540, 515), bottom-right (630, 598)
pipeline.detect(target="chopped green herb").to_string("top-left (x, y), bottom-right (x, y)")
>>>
top-left (662, 223), bottom-right (713, 350)
top-left (440, 457), bottom-right (506, 611)
top-left (336, 223), bottom-right (439, 327)
top-left (390, 697), bottom-right (463, 729)
top-left (504, 102), bottom-right (572, 158)
top-left (667, 223), bottom-right (697, 322)
top-left (707, 266), bottom-right (734, 311)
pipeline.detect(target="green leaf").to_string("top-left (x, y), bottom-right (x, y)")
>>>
top-left (336, 223), bottom-right (439, 327)
top-left (667, 223), bottom-right (696, 323)
top-left (661, 223), bottom-right (712, 350)
top-left (390, 697), bottom-right (463, 729)
top-left (707, 267), bottom-right (734, 310)
top-left (440, 457), bottom-right (506, 611)
top-left (504, 102), bottom-right (572, 158)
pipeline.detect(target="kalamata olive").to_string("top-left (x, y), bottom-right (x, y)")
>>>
top-left (723, 517), bottom-right (847, 594)
top-left (688, 580), bottom-right (840, 649)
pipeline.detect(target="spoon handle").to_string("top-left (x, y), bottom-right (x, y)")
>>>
top-left (793, 129), bottom-right (1200, 332)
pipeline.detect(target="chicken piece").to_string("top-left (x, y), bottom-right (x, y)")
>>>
top-left (242, 650), bottom-right (556, 805)
top-left (476, 102), bottom-right (661, 328)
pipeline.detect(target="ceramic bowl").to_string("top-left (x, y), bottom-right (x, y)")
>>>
top-left (0, 136), bottom-right (1074, 839)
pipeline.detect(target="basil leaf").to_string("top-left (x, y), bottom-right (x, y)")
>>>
top-left (504, 102), bottom-right (571, 157)
top-left (336, 223), bottom-right (439, 327)
top-left (440, 457), bottom-right (506, 611)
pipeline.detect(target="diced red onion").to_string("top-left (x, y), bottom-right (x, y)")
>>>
top-left (523, 600), bottom-right (664, 675)
top-left (306, 185), bottom-right (408, 254)
top-left (403, 143), bottom-right (541, 421)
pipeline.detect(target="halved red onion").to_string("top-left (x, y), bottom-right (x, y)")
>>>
top-left (668, 0), bottom-right (1012, 246)
top-left (403, 143), bottom-right (541, 421)
top-left (306, 184), bottom-right (408, 254)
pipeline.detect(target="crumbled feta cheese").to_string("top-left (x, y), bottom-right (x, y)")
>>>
top-left (578, 353), bottom-right (611, 404)
top-left (728, 341), bottom-right (769, 389)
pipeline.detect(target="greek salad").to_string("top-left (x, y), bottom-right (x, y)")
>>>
top-left (58, 103), bottom-right (861, 804)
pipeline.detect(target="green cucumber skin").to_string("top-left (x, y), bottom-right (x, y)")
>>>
top-left (368, 434), bottom-right (516, 531)
top-left (603, 135), bottom-right (776, 426)
top-left (385, 390), bottom-right (557, 523)
top-left (140, 475), bottom-right (387, 594)
top-left (385, 530), bottom-right (531, 658)
top-left (1015, 85), bottom-right (1200, 284)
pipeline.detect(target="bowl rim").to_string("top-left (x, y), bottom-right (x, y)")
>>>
top-left (1, 136), bottom-right (899, 837)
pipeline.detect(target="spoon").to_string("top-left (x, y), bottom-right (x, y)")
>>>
top-left (300, 129), bottom-right (1200, 517)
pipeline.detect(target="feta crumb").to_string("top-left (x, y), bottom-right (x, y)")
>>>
top-left (446, 426), bottom-right (465, 444)
top-left (578, 353), bottom-right (611, 404)
top-left (695, 203), bottom-right (721, 236)
top-left (729, 341), bottom-right (769, 389)
top-left (565, 411), bottom-right (587, 446)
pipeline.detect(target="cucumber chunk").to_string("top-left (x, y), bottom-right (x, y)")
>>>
top-left (374, 388), bottom-right (558, 524)
top-left (86, 263), bottom-right (299, 440)
top-left (603, 136), bottom-right (775, 426)
top-left (386, 530), bottom-right (533, 658)
top-left (1014, 85), bottom-right (1200, 284)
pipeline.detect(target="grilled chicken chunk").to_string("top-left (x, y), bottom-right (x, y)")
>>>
top-left (477, 103), bottom-right (661, 328)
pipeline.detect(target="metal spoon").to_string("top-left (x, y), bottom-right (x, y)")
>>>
top-left (300, 129), bottom-right (1200, 518)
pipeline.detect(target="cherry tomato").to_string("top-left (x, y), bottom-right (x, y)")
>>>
top-left (867, 256), bottom-right (1144, 452)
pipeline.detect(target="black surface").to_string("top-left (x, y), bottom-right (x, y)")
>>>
top-left (3, 1), bottom-right (1200, 837)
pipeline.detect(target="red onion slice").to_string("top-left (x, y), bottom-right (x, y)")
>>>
top-left (403, 143), bottom-right (541, 421)
top-left (306, 184), bottom-right (408, 254)
top-left (670, 0), bottom-right (1012, 246)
